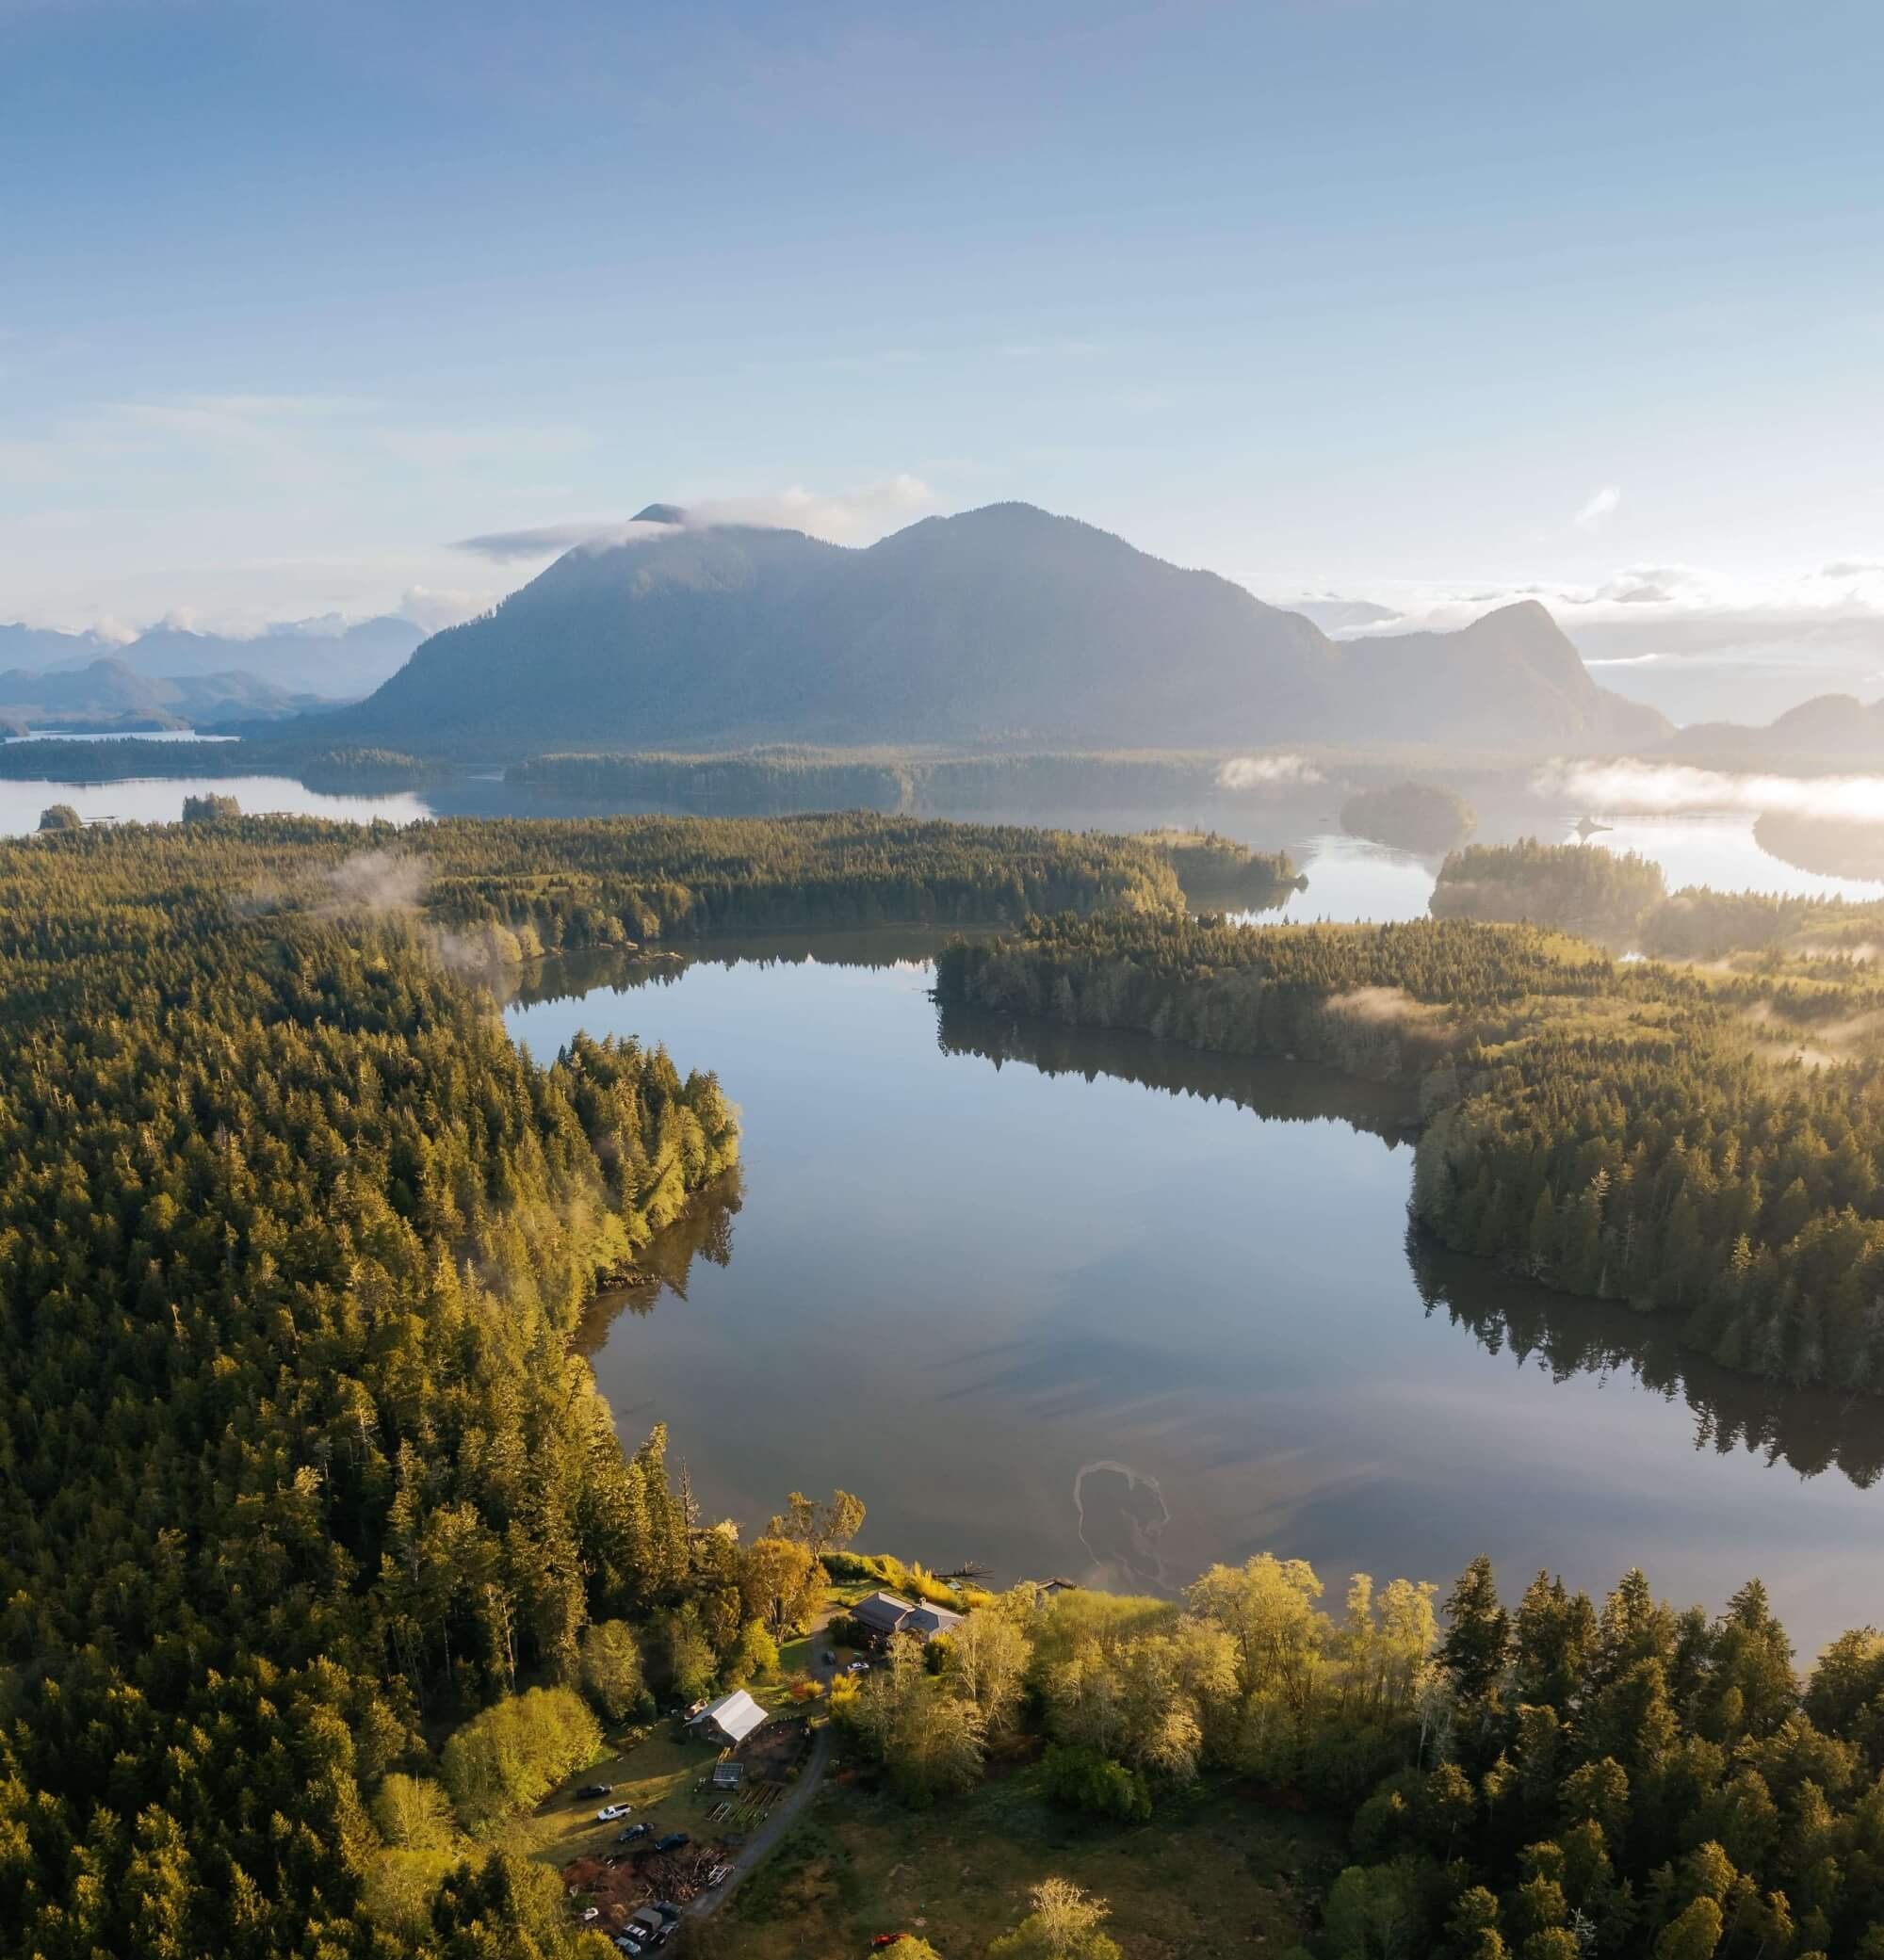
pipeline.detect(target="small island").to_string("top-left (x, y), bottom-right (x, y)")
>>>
top-left (1340, 779), bottom-right (1476, 852)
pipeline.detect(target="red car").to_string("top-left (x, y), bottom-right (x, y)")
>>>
top-left (871, 1938), bottom-right (912, 1951)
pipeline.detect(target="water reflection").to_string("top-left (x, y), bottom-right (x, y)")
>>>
top-left (0, 771), bottom-right (430, 834)
top-left (935, 998), bottom-right (1413, 1146)
top-left (1409, 1228), bottom-right (1884, 1489)
top-left (508, 936), bottom-right (1884, 1653)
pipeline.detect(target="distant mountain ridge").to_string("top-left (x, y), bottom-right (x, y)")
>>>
top-left (0, 614), bottom-right (422, 704)
top-left (0, 656), bottom-right (327, 731)
top-left (1665, 693), bottom-right (1884, 764)
top-left (299, 502), bottom-right (1672, 753)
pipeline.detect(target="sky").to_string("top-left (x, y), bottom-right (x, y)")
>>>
top-left (4, 0), bottom-right (1883, 714)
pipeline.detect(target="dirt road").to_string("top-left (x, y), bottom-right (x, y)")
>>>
top-left (688, 1609), bottom-right (844, 1920)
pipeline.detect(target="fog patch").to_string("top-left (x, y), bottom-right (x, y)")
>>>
top-left (1535, 760), bottom-right (1884, 823)
top-left (1217, 753), bottom-right (1324, 791)
top-left (320, 848), bottom-right (428, 915)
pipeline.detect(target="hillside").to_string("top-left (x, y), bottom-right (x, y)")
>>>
top-left (0, 613), bottom-right (421, 700)
top-left (1665, 691), bottom-right (1884, 767)
top-left (0, 656), bottom-right (322, 728)
top-left (317, 503), bottom-right (1666, 754)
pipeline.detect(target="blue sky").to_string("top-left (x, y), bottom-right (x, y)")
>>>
top-left (4, 0), bottom-right (1882, 672)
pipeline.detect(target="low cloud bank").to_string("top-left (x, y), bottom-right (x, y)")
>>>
top-left (1535, 759), bottom-right (1884, 824)
top-left (1217, 753), bottom-right (1324, 790)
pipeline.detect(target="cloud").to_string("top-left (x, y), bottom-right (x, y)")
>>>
top-left (451, 476), bottom-right (937, 562)
top-left (319, 849), bottom-right (428, 915)
top-left (1573, 484), bottom-right (1622, 530)
top-left (450, 519), bottom-right (667, 563)
top-left (684, 474), bottom-right (935, 543)
top-left (1001, 337), bottom-right (1099, 359)
top-left (1534, 760), bottom-right (1884, 824)
top-left (1216, 753), bottom-right (1324, 790)
top-left (399, 586), bottom-right (491, 632)
top-left (1823, 560), bottom-right (1884, 579)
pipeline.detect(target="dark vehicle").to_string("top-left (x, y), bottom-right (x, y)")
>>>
top-left (654, 1832), bottom-right (690, 1854)
top-left (624, 1906), bottom-right (673, 1951)
top-left (653, 1903), bottom-right (682, 1924)
top-left (616, 1822), bottom-right (651, 1843)
top-left (575, 1784), bottom-right (612, 1800)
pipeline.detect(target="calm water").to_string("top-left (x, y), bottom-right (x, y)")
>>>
top-left (0, 772), bottom-right (431, 834)
top-left (506, 931), bottom-right (1884, 1660)
top-left (8, 765), bottom-right (1884, 915)
top-left (2, 727), bottom-right (238, 744)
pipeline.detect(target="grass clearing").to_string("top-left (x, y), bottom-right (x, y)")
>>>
top-left (713, 1757), bottom-right (1333, 1960)
top-left (501, 1724), bottom-right (728, 1870)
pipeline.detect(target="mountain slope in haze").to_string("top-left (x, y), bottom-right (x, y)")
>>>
top-left (0, 615), bottom-right (422, 700)
top-left (1338, 602), bottom-right (1666, 747)
top-left (320, 502), bottom-right (1668, 753)
top-left (1664, 693), bottom-right (1884, 764)
top-left (114, 615), bottom-right (422, 694)
top-left (0, 624), bottom-right (119, 670)
top-left (0, 656), bottom-right (323, 728)
top-left (1288, 596), bottom-right (1404, 633)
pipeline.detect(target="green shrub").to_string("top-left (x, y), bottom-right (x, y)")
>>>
top-left (440, 1686), bottom-right (603, 1834)
top-left (1042, 1743), bottom-right (1153, 1822)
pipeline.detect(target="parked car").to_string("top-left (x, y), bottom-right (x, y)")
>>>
top-left (653, 1903), bottom-right (681, 1924)
top-left (846, 1660), bottom-right (869, 1675)
top-left (653, 1831), bottom-right (690, 1854)
top-left (821, 1648), bottom-right (836, 1665)
top-left (872, 1938), bottom-right (912, 1952)
top-left (596, 1803), bottom-right (631, 1822)
top-left (625, 1906), bottom-right (673, 1950)
top-left (575, 1784), bottom-right (612, 1800)
top-left (616, 1822), bottom-right (651, 1843)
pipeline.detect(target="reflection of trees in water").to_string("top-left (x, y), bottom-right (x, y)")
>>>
top-left (934, 999), bottom-right (1412, 1145)
top-left (1752, 811), bottom-right (1884, 884)
top-left (499, 927), bottom-right (984, 1011)
top-left (536, 939), bottom-right (1884, 1498)
top-left (1406, 1223), bottom-right (1884, 1489)
top-left (572, 1168), bottom-right (744, 1354)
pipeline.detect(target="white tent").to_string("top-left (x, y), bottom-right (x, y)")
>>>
top-left (690, 1688), bottom-right (769, 1748)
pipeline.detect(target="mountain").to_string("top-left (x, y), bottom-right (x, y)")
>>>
top-left (0, 623), bottom-right (119, 670)
top-left (1665, 692), bottom-right (1884, 765)
top-left (1287, 597), bottom-right (1404, 633)
top-left (0, 656), bottom-right (325, 729)
top-left (0, 615), bottom-right (424, 700)
top-left (314, 502), bottom-right (1669, 754)
top-left (1336, 602), bottom-right (1666, 748)
top-left (112, 615), bottom-right (423, 694)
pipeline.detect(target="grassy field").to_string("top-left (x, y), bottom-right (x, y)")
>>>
top-left (500, 1723), bottom-right (730, 1869)
top-left (707, 1756), bottom-right (1334, 1960)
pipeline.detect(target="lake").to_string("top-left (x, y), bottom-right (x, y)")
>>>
top-left (506, 931), bottom-right (1884, 1660)
top-left (0, 772), bottom-right (431, 834)
top-left (9, 764), bottom-right (1884, 918)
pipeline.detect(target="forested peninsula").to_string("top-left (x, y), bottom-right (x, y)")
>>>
top-left (0, 813), bottom-right (1216, 1959)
